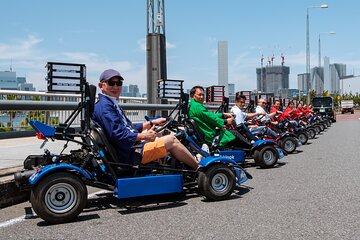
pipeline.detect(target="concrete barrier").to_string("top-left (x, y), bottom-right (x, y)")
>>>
top-left (0, 179), bottom-right (29, 208)
top-left (0, 166), bottom-right (30, 208)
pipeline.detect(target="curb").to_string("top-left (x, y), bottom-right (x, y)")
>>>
top-left (0, 166), bottom-right (23, 178)
top-left (0, 166), bottom-right (30, 208)
top-left (0, 179), bottom-right (30, 208)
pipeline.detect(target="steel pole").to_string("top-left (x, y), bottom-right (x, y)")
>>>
top-left (306, 8), bottom-right (311, 105)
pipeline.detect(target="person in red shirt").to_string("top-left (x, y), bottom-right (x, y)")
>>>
top-left (270, 100), bottom-right (284, 121)
top-left (302, 103), bottom-right (310, 116)
top-left (294, 103), bottom-right (304, 119)
top-left (282, 101), bottom-right (296, 120)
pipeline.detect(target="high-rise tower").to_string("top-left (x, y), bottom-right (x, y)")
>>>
top-left (146, 0), bottom-right (167, 105)
top-left (218, 41), bottom-right (228, 97)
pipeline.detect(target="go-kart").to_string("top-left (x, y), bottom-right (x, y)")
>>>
top-left (249, 116), bottom-right (301, 154)
top-left (178, 94), bottom-right (285, 169)
top-left (14, 83), bottom-right (251, 224)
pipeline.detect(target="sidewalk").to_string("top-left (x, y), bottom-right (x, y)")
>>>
top-left (0, 136), bottom-right (81, 170)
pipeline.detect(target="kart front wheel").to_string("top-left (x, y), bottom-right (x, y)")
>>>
top-left (280, 137), bottom-right (297, 154)
top-left (307, 128), bottom-right (316, 139)
top-left (253, 146), bottom-right (278, 168)
top-left (30, 172), bottom-right (88, 224)
top-left (198, 164), bottom-right (235, 201)
top-left (297, 132), bottom-right (308, 145)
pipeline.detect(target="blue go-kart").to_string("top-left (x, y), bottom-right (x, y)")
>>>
top-left (14, 83), bottom-right (252, 224)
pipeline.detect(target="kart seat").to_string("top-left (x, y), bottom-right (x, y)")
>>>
top-left (184, 118), bottom-right (206, 145)
top-left (184, 118), bottom-right (221, 149)
top-left (90, 124), bottom-right (141, 177)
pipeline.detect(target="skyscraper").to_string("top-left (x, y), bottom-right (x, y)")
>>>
top-left (311, 67), bottom-right (324, 93)
top-left (256, 65), bottom-right (290, 96)
top-left (218, 41), bottom-right (228, 97)
top-left (323, 56), bottom-right (346, 94)
top-left (297, 73), bottom-right (308, 92)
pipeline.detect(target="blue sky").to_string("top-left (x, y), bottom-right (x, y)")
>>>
top-left (1, 0), bottom-right (359, 93)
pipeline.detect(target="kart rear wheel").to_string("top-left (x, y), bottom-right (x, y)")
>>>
top-left (280, 137), bottom-right (297, 154)
top-left (198, 164), bottom-right (235, 201)
top-left (30, 172), bottom-right (87, 224)
top-left (307, 128), bottom-right (316, 139)
top-left (253, 146), bottom-right (278, 168)
top-left (297, 132), bottom-right (308, 145)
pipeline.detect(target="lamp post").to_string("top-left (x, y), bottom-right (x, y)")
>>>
top-left (318, 32), bottom-right (336, 67)
top-left (306, 4), bottom-right (328, 105)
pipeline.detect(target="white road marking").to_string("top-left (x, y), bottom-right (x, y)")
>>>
top-left (0, 216), bottom-right (26, 228)
top-left (0, 189), bottom-right (111, 229)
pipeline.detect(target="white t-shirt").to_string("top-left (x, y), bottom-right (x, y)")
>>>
top-left (231, 105), bottom-right (247, 125)
top-left (255, 105), bottom-right (270, 122)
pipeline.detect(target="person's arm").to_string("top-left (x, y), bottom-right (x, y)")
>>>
top-left (97, 104), bottom-right (138, 148)
top-left (199, 106), bottom-right (228, 128)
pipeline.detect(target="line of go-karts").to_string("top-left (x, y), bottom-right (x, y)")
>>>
top-left (13, 83), bottom-right (333, 224)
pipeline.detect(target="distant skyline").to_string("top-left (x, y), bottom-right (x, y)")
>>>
top-left (1, 0), bottom-right (360, 93)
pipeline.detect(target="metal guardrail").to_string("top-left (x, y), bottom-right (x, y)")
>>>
top-left (0, 89), bottom-right (221, 137)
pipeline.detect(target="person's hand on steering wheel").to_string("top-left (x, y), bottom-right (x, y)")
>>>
top-left (150, 117), bottom-right (166, 126)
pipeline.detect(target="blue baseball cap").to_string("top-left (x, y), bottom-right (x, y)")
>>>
top-left (99, 69), bottom-right (124, 82)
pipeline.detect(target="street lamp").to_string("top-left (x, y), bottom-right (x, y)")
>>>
top-left (318, 31), bottom-right (336, 67)
top-left (306, 4), bottom-right (328, 105)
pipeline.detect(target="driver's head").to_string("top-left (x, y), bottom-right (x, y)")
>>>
top-left (258, 98), bottom-right (267, 107)
top-left (190, 86), bottom-right (205, 103)
top-left (235, 94), bottom-right (246, 108)
top-left (274, 100), bottom-right (281, 108)
top-left (98, 69), bottom-right (124, 99)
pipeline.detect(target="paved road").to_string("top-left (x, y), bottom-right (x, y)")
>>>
top-left (0, 111), bottom-right (359, 240)
top-left (0, 136), bottom-right (81, 169)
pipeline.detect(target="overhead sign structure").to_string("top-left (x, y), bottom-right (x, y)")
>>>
top-left (46, 62), bottom-right (86, 93)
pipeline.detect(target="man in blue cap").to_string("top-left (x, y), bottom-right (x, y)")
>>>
top-left (92, 69), bottom-right (198, 169)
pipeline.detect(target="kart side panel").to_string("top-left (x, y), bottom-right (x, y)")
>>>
top-left (199, 156), bottom-right (238, 168)
top-left (218, 150), bottom-right (246, 163)
top-left (114, 174), bottom-right (183, 199)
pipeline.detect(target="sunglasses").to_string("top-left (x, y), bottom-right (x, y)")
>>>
top-left (104, 79), bottom-right (123, 86)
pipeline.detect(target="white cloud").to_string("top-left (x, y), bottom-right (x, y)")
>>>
top-left (0, 34), bottom-right (43, 59)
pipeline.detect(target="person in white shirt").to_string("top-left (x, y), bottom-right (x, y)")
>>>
top-left (232, 96), bottom-right (278, 138)
top-left (231, 94), bottom-right (262, 125)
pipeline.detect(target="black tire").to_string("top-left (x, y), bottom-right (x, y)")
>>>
top-left (30, 172), bottom-right (88, 224)
top-left (325, 120), bottom-right (331, 127)
top-left (198, 164), bottom-right (235, 201)
top-left (319, 124), bottom-right (325, 132)
top-left (297, 132), bottom-right (308, 145)
top-left (280, 136), bottom-right (297, 154)
top-left (253, 145), bottom-right (278, 168)
top-left (307, 128), bottom-right (316, 139)
top-left (314, 125), bottom-right (321, 135)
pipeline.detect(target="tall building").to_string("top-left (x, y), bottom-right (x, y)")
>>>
top-left (218, 41), bottom-right (228, 97)
top-left (323, 56), bottom-right (331, 92)
top-left (311, 67), bottom-right (324, 93)
top-left (330, 63), bottom-right (346, 94)
top-left (322, 57), bottom-right (346, 94)
top-left (228, 83), bottom-right (235, 103)
top-left (0, 71), bottom-right (35, 91)
top-left (121, 84), bottom-right (141, 97)
top-left (297, 73), bottom-right (308, 92)
top-left (256, 65), bottom-right (290, 97)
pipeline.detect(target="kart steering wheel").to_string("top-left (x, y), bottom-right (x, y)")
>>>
top-left (154, 117), bottom-right (174, 133)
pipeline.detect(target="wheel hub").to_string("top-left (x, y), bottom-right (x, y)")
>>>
top-left (211, 173), bottom-right (229, 193)
top-left (45, 183), bottom-right (77, 214)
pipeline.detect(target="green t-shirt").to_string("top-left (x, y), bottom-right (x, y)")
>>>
top-left (188, 98), bottom-right (235, 147)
